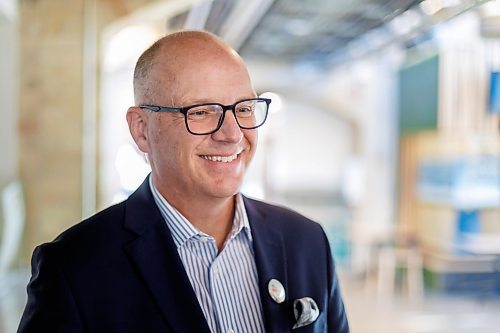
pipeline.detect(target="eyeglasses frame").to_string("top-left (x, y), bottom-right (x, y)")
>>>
top-left (139, 97), bottom-right (271, 135)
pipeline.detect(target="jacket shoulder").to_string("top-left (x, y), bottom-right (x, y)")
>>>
top-left (34, 201), bottom-right (131, 269)
top-left (244, 196), bottom-right (325, 238)
top-left (53, 201), bottom-right (127, 244)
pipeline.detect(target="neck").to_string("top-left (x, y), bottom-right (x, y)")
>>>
top-left (155, 182), bottom-right (236, 251)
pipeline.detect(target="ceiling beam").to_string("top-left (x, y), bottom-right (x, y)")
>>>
top-left (184, 0), bottom-right (213, 29)
top-left (218, 0), bottom-right (275, 50)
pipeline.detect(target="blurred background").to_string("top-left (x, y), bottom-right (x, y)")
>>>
top-left (1, 0), bottom-right (500, 332)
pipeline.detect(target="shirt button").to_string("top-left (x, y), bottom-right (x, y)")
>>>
top-left (227, 329), bottom-right (234, 333)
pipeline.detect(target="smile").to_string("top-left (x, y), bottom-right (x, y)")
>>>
top-left (200, 152), bottom-right (240, 163)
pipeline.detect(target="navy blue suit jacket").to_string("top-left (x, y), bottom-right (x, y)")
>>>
top-left (18, 178), bottom-right (349, 332)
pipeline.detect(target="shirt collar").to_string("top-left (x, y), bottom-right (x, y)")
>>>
top-left (149, 176), bottom-right (252, 249)
top-left (232, 193), bottom-right (253, 242)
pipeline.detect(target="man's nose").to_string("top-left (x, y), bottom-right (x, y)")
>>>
top-left (211, 111), bottom-right (243, 143)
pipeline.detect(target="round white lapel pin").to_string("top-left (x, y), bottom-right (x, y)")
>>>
top-left (268, 278), bottom-right (285, 304)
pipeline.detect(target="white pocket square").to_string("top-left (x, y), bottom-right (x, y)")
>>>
top-left (292, 297), bottom-right (320, 329)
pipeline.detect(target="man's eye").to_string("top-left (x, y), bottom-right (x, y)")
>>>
top-left (187, 108), bottom-right (219, 120)
top-left (192, 110), bottom-right (208, 116)
top-left (236, 106), bottom-right (254, 117)
top-left (237, 105), bottom-right (254, 113)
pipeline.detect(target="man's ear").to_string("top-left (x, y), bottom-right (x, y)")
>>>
top-left (126, 107), bottom-right (152, 153)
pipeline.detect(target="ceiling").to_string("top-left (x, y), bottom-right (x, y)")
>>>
top-left (240, 0), bottom-right (423, 63)
top-left (168, 0), bottom-right (493, 68)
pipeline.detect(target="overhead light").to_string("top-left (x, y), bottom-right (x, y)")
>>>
top-left (420, 0), bottom-right (444, 15)
top-left (481, 0), bottom-right (500, 17)
top-left (388, 9), bottom-right (423, 35)
top-left (420, 0), bottom-right (462, 16)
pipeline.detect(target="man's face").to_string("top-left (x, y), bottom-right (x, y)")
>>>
top-left (144, 51), bottom-right (258, 202)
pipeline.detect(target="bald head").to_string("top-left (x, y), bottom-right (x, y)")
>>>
top-left (133, 30), bottom-right (250, 105)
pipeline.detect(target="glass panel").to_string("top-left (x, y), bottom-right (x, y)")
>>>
top-left (235, 100), bottom-right (267, 128)
top-left (186, 104), bottom-right (223, 134)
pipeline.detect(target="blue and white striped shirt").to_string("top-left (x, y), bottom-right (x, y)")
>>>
top-left (150, 179), bottom-right (265, 333)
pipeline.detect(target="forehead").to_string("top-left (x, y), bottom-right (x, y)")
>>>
top-left (152, 42), bottom-right (255, 105)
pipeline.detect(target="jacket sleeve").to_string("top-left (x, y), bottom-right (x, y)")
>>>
top-left (323, 230), bottom-right (350, 333)
top-left (18, 244), bottom-right (85, 333)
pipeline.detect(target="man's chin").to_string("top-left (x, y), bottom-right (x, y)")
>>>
top-left (204, 181), bottom-right (242, 200)
top-left (210, 188), bottom-right (240, 200)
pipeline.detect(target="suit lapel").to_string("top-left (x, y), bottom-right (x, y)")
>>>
top-left (244, 197), bottom-right (291, 332)
top-left (123, 178), bottom-right (211, 333)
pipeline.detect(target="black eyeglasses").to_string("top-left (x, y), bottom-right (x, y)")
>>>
top-left (140, 98), bottom-right (271, 135)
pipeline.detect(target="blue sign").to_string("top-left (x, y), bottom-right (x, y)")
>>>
top-left (417, 155), bottom-right (500, 209)
top-left (489, 72), bottom-right (500, 114)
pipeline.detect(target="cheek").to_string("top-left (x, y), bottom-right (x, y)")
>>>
top-left (149, 128), bottom-right (175, 167)
top-left (170, 135), bottom-right (204, 168)
top-left (252, 131), bottom-right (258, 147)
top-left (246, 130), bottom-right (258, 152)
top-left (149, 119), bottom-right (180, 159)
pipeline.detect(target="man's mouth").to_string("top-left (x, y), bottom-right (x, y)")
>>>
top-left (200, 150), bottom-right (242, 163)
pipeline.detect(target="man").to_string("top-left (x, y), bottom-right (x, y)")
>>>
top-left (18, 30), bottom-right (349, 333)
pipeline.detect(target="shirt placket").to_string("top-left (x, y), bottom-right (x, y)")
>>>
top-left (201, 236), bottom-right (239, 333)
top-left (214, 242), bottom-right (245, 333)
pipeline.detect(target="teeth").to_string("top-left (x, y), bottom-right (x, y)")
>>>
top-left (201, 153), bottom-right (238, 163)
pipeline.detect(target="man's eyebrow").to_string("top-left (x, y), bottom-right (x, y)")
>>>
top-left (180, 96), bottom-right (259, 105)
